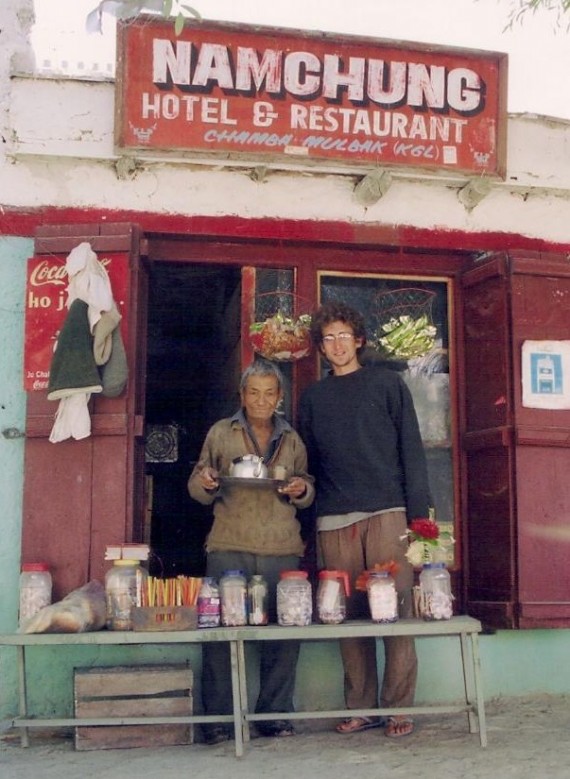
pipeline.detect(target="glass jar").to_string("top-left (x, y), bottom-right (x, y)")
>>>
top-left (277, 570), bottom-right (312, 626)
top-left (197, 576), bottom-right (221, 628)
top-left (105, 559), bottom-right (148, 631)
top-left (248, 575), bottom-right (269, 626)
top-left (419, 563), bottom-right (453, 620)
top-left (367, 571), bottom-right (398, 623)
top-left (19, 562), bottom-right (52, 625)
top-left (220, 570), bottom-right (248, 626)
top-left (316, 570), bottom-right (350, 624)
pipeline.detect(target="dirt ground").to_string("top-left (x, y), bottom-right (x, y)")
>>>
top-left (2, 694), bottom-right (570, 779)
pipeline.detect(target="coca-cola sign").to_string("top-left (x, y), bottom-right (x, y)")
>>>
top-left (116, 19), bottom-right (507, 176)
top-left (24, 254), bottom-right (128, 392)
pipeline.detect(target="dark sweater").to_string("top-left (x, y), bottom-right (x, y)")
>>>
top-left (298, 365), bottom-right (430, 520)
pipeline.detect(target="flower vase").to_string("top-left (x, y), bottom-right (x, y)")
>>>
top-left (419, 563), bottom-right (453, 620)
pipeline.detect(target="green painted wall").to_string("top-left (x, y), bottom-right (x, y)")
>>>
top-left (0, 236), bottom-right (30, 721)
top-left (1, 235), bottom-right (570, 726)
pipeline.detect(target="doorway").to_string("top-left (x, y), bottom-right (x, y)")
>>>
top-left (144, 261), bottom-right (242, 577)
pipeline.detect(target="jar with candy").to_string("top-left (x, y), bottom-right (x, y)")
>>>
top-left (366, 570), bottom-right (398, 624)
top-left (220, 570), bottom-right (248, 626)
top-left (316, 570), bottom-right (350, 624)
top-left (277, 570), bottom-right (312, 626)
top-left (419, 563), bottom-right (453, 620)
top-left (247, 574), bottom-right (269, 626)
top-left (197, 577), bottom-right (221, 628)
top-left (105, 559), bottom-right (147, 631)
top-left (19, 563), bottom-right (52, 625)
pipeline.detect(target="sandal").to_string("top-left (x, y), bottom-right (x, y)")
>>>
top-left (336, 716), bottom-right (382, 734)
top-left (385, 716), bottom-right (415, 738)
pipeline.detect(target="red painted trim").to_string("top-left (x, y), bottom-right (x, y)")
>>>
top-left (1, 206), bottom-right (569, 254)
top-left (241, 267), bottom-right (256, 368)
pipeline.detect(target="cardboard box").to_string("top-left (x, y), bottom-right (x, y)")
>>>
top-left (74, 664), bottom-right (193, 751)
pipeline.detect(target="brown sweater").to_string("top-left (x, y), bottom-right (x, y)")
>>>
top-left (188, 417), bottom-right (314, 556)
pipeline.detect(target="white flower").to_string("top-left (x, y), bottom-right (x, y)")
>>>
top-left (405, 540), bottom-right (430, 567)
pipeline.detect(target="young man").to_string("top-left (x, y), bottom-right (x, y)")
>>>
top-left (298, 302), bottom-right (431, 738)
top-left (188, 360), bottom-right (314, 744)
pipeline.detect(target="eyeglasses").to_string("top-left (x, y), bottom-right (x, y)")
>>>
top-left (322, 332), bottom-right (355, 344)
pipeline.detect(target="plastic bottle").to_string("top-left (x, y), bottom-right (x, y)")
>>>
top-left (277, 570), bottom-right (312, 626)
top-left (316, 570), bottom-right (350, 624)
top-left (105, 559), bottom-right (148, 630)
top-left (419, 563), bottom-right (453, 620)
top-left (197, 577), bottom-right (221, 628)
top-left (19, 563), bottom-right (52, 625)
top-left (366, 571), bottom-right (398, 623)
top-left (247, 574), bottom-right (269, 625)
top-left (219, 570), bottom-right (248, 626)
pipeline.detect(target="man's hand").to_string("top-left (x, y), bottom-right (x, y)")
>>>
top-left (198, 466), bottom-right (219, 491)
top-left (278, 476), bottom-right (308, 500)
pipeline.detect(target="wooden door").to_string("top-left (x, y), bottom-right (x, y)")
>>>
top-left (461, 254), bottom-right (517, 628)
top-left (462, 252), bottom-right (570, 629)
top-left (509, 254), bottom-right (570, 627)
top-left (22, 223), bottom-right (147, 599)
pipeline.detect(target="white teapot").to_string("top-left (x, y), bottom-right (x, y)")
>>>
top-left (229, 454), bottom-right (268, 479)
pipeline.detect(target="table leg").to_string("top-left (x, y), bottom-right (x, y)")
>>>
top-left (459, 632), bottom-right (477, 734)
top-left (229, 640), bottom-right (244, 757)
top-left (459, 631), bottom-right (487, 747)
top-left (470, 632), bottom-right (488, 748)
top-left (236, 639), bottom-right (250, 744)
top-left (17, 645), bottom-right (29, 748)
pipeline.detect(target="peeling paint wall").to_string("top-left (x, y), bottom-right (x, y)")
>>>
top-left (4, 72), bottom-right (570, 242)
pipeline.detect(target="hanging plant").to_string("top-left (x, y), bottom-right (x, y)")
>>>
top-left (250, 312), bottom-right (312, 362)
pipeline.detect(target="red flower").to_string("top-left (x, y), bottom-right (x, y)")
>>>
top-left (409, 519), bottom-right (440, 541)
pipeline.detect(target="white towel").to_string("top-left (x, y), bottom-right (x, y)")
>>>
top-left (49, 393), bottom-right (93, 443)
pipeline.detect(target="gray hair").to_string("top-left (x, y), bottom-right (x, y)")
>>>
top-left (240, 359), bottom-right (284, 392)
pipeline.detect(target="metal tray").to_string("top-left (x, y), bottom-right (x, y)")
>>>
top-left (218, 476), bottom-right (287, 489)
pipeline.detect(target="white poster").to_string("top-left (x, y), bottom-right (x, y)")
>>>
top-left (521, 340), bottom-right (570, 410)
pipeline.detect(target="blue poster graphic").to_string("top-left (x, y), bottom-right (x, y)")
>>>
top-left (530, 353), bottom-right (563, 395)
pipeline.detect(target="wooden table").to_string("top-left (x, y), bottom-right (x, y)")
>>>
top-left (0, 615), bottom-right (486, 756)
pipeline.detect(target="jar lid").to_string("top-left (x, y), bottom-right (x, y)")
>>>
top-left (318, 569), bottom-right (344, 579)
top-left (280, 570), bottom-right (308, 579)
top-left (222, 569), bottom-right (245, 577)
top-left (423, 562), bottom-right (446, 569)
top-left (21, 562), bottom-right (49, 572)
top-left (113, 559), bottom-right (140, 566)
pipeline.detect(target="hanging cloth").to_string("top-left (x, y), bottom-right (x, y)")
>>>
top-left (47, 242), bottom-right (126, 442)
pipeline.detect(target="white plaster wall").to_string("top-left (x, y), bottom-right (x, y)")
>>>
top-left (1, 74), bottom-right (570, 245)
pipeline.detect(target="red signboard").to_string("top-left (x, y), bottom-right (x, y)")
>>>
top-left (24, 253), bottom-right (129, 391)
top-left (116, 19), bottom-right (507, 177)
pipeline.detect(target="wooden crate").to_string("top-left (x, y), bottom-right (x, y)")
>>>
top-left (132, 606), bottom-right (197, 631)
top-left (74, 664), bottom-right (193, 751)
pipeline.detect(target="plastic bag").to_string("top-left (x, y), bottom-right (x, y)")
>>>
top-left (19, 580), bottom-right (106, 634)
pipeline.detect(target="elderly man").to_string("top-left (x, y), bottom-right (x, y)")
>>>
top-left (188, 359), bottom-right (314, 744)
